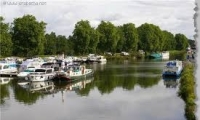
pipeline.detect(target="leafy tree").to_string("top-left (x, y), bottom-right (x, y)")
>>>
top-left (116, 26), bottom-right (125, 52)
top-left (188, 39), bottom-right (196, 49)
top-left (97, 21), bottom-right (119, 53)
top-left (175, 33), bottom-right (189, 50)
top-left (137, 23), bottom-right (163, 52)
top-left (88, 28), bottom-right (99, 54)
top-left (11, 15), bottom-right (46, 57)
top-left (44, 32), bottom-right (57, 55)
top-left (56, 35), bottom-right (68, 54)
top-left (121, 23), bottom-right (139, 52)
top-left (67, 35), bottom-right (75, 55)
top-left (162, 30), bottom-right (176, 50)
top-left (72, 20), bottom-right (97, 55)
top-left (0, 16), bottom-right (13, 56)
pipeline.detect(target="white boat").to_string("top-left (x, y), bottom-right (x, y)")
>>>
top-left (20, 59), bottom-right (44, 72)
top-left (87, 54), bottom-right (98, 63)
top-left (27, 68), bottom-right (56, 81)
top-left (17, 67), bottom-right (36, 80)
top-left (161, 51), bottom-right (170, 59)
top-left (0, 63), bottom-right (18, 76)
top-left (0, 77), bottom-right (13, 85)
top-left (162, 60), bottom-right (183, 77)
top-left (96, 56), bottom-right (107, 63)
top-left (56, 64), bottom-right (93, 81)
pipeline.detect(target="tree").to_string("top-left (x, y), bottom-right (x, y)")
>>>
top-left (0, 16), bottom-right (13, 56)
top-left (175, 33), bottom-right (189, 50)
top-left (72, 20), bottom-right (96, 55)
top-left (97, 21), bottom-right (119, 53)
top-left (44, 32), bottom-right (57, 55)
top-left (116, 26), bottom-right (125, 52)
top-left (121, 23), bottom-right (139, 52)
top-left (56, 35), bottom-right (68, 54)
top-left (11, 15), bottom-right (46, 57)
top-left (162, 30), bottom-right (176, 50)
top-left (137, 23), bottom-right (163, 52)
top-left (88, 28), bottom-right (99, 53)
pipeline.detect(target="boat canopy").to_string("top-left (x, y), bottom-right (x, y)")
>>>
top-left (167, 61), bottom-right (176, 66)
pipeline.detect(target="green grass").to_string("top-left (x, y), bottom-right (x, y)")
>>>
top-left (178, 63), bottom-right (196, 120)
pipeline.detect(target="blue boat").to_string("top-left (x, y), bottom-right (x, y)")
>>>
top-left (162, 60), bottom-right (183, 77)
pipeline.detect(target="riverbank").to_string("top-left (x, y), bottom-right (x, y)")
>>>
top-left (178, 62), bottom-right (196, 120)
top-left (105, 50), bottom-right (186, 60)
top-left (0, 50), bottom-right (187, 63)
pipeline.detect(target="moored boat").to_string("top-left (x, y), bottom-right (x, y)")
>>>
top-left (26, 68), bottom-right (56, 81)
top-left (55, 64), bottom-right (93, 81)
top-left (96, 55), bottom-right (107, 63)
top-left (0, 63), bottom-right (18, 77)
top-left (149, 53), bottom-right (162, 59)
top-left (162, 60), bottom-right (183, 77)
top-left (17, 67), bottom-right (36, 80)
top-left (161, 51), bottom-right (169, 59)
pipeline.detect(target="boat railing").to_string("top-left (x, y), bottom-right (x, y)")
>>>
top-left (29, 72), bottom-right (46, 75)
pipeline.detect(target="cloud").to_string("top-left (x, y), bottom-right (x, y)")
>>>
top-left (0, 0), bottom-right (195, 39)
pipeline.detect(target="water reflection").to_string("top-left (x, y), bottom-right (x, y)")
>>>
top-left (0, 77), bottom-right (13, 105)
top-left (91, 60), bottom-right (163, 94)
top-left (18, 81), bottom-right (55, 93)
top-left (1, 60), bottom-right (185, 120)
top-left (55, 76), bottom-right (94, 96)
top-left (163, 76), bottom-right (180, 88)
top-left (13, 81), bottom-right (55, 105)
top-left (54, 76), bottom-right (94, 103)
top-left (0, 77), bottom-right (13, 85)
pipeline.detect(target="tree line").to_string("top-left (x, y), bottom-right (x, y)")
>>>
top-left (0, 14), bottom-right (190, 57)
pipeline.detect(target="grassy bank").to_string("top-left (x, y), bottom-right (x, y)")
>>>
top-left (178, 63), bottom-right (196, 120)
top-left (169, 50), bottom-right (186, 60)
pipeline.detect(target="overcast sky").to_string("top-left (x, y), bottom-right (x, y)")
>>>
top-left (1, 0), bottom-right (196, 39)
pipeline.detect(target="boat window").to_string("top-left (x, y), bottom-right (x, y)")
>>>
top-left (28, 67), bottom-right (35, 69)
top-left (9, 64), bottom-right (16, 67)
top-left (4, 79), bottom-right (9, 82)
top-left (46, 69), bottom-right (52, 73)
top-left (3, 65), bottom-right (9, 69)
top-left (24, 69), bottom-right (34, 72)
top-left (0, 65), bottom-right (2, 69)
top-left (35, 69), bottom-right (46, 72)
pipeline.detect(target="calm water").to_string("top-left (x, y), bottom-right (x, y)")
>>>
top-left (1, 59), bottom-right (185, 120)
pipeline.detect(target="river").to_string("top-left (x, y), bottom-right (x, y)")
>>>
top-left (0, 59), bottom-right (185, 120)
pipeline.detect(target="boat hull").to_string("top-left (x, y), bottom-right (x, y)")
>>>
top-left (149, 53), bottom-right (162, 59)
top-left (162, 69), bottom-right (182, 77)
top-left (54, 70), bottom-right (93, 82)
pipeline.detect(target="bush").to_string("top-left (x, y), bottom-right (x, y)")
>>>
top-left (178, 63), bottom-right (196, 120)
